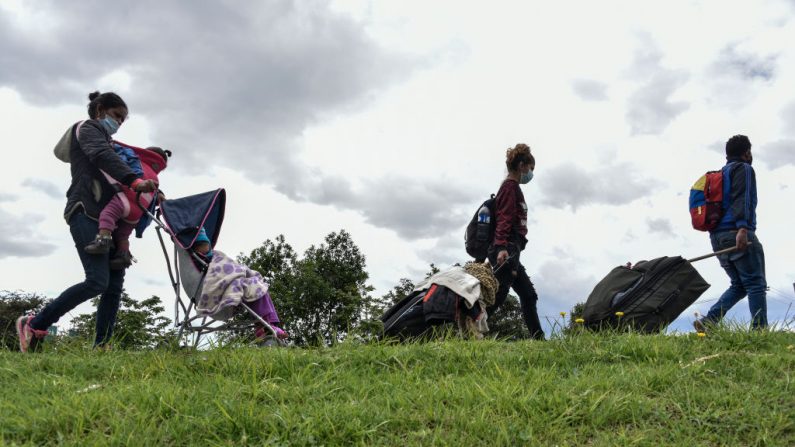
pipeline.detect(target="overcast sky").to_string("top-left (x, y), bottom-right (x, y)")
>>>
top-left (1, 0), bottom-right (794, 332)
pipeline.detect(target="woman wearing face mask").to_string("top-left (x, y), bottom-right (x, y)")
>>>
top-left (16, 91), bottom-right (156, 352)
top-left (488, 143), bottom-right (544, 340)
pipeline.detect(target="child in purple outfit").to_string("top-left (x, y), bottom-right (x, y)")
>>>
top-left (192, 228), bottom-right (288, 341)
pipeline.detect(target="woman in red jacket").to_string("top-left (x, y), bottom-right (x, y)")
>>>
top-left (488, 143), bottom-right (544, 340)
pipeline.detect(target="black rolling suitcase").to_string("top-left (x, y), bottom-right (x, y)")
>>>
top-left (580, 246), bottom-right (744, 332)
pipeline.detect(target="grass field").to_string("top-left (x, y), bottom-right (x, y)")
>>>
top-left (1, 328), bottom-right (794, 446)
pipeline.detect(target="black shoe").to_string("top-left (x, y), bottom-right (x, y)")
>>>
top-left (85, 234), bottom-right (114, 254)
top-left (109, 251), bottom-right (135, 270)
top-left (693, 319), bottom-right (707, 333)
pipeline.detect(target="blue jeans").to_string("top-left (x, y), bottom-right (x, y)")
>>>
top-left (30, 212), bottom-right (126, 346)
top-left (704, 230), bottom-right (767, 328)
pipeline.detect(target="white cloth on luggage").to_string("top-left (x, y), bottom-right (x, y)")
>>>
top-left (413, 266), bottom-right (481, 308)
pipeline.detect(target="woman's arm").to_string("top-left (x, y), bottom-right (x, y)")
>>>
top-left (492, 182), bottom-right (517, 251)
top-left (77, 120), bottom-right (139, 187)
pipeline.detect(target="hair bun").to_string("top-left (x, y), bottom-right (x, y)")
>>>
top-left (88, 91), bottom-right (101, 101)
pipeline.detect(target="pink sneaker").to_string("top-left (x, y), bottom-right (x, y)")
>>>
top-left (16, 315), bottom-right (48, 353)
top-left (255, 325), bottom-right (288, 340)
top-left (273, 326), bottom-right (288, 340)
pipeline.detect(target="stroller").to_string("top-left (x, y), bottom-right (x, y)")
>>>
top-left (138, 188), bottom-right (286, 347)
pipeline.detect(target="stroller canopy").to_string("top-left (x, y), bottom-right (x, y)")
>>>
top-left (160, 189), bottom-right (226, 250)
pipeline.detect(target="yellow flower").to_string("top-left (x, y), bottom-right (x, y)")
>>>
top-left (615, 311), bottom-right (624, 317)
top-left (697, 332), bottom-right (706, 337)
top-left (575, 318), bottom-right (585, 324)
top-left (560, 312), bottom-right (567, 318)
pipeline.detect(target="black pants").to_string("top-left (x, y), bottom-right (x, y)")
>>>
top-left (487, 247), bottom-right (544, 340)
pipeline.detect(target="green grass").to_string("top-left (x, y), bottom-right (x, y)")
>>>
top-left (1, 329), bottom-right (794, 446)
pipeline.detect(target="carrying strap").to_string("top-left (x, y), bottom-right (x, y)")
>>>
top-left (74, 120), bottom-right (86, 138)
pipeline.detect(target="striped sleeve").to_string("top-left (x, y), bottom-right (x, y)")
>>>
top-left (729, 163), bottom-right (753, 229)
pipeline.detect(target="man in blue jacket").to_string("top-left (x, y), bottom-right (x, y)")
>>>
top-left (695, 135), bottom-right (767, 331)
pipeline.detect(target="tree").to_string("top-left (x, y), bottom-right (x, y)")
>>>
top-left (240, 230), bottom-right (374, 346)
top-left (562, 301), bottom-right (587, 336)
top-left (424, 263), bottom-right (441, 279)
top-left (237, 234), bottom-right (298, 288)
top-left (70, 293), bottom-right (174, 349)
top-left (383, 278), bottom-right (415, 305)
top-left (487, 294), bottom-right (531, 340)
top-left (0, 291), bottom-right (50, 351)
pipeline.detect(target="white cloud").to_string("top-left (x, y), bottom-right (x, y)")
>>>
top-left (0, 0), bottom-right (421, 239)
top-left (22, 178), bottom-right (61, 199)
top-left (760, 139), bottom-right (795, 168)
top-left (0, 208), bottom-right (57, 258)
top-left (538, 161), bottom-right (662, 211)
top-left (711, 44), bottom-right (777, 81)
top-left (571, 79), bottom-right (608, 101)
top-left (624, 34), bottom-right (690, 135)
top-left (646, 218), bottom-right (676, 238)
top-left (534, 248), bottom-right (599, 315)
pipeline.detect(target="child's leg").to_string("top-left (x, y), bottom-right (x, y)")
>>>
top-left (112, 221), bottom-right (136, 253)
top-left (108, 221), bottom-right (136, 270)
top-left (252, 292), bottom-right (280, 325)
top-left (98, 195), bottom-right (126, 235)
top-left (86, 195), bottom-right (126, 254)
top-left (252, 292), bottom-right (287, 339)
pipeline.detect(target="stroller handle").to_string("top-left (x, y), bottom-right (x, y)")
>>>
top-left (135, 187), bottom-right (159, 212)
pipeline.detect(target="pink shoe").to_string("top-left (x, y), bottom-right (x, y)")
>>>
top-left (255, 325), bottom-right (288, 340)
top-left (273, 326), bottom-right (288, 339)
top-left (16, 315), bottom-right (48, 353)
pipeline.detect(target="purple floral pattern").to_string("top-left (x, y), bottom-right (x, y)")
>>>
top-left (196, 250), bottom-right (270, 319)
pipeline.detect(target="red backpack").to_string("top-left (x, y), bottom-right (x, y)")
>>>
top-left (688, 170), bottom-right (724, 231)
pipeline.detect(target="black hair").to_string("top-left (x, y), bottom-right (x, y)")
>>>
top-left (147, 147), bottom-right (172, 160)
top-left (725, 134), bottom-right (751, 159)
top-left (86, 91), bottom-right (127, 119)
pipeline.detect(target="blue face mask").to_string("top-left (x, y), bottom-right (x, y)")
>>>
top-left (519, 170), bottom-right (534, 184)
top-left (101, 116), bottom-right (120, 135)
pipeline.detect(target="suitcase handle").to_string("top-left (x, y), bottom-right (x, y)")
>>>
top-left (687, 243), bottom-right (751, 263)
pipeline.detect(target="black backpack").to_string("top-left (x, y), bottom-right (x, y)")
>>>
top-left (464, 194), bottom-right (496, 262)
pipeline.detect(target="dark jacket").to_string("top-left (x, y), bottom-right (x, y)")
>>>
top-left (64, 120), bottom-right (140, 222)
top-left (713, 158), bottom-right (758, 232)
top-left (491, 178), bottom-right (528, 251)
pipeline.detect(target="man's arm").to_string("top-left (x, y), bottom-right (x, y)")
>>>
top-left (728, 163), bottom-right (755, 249)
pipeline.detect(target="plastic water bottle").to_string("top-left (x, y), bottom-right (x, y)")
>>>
top-left (476, 205), bottom-right (491, 241)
